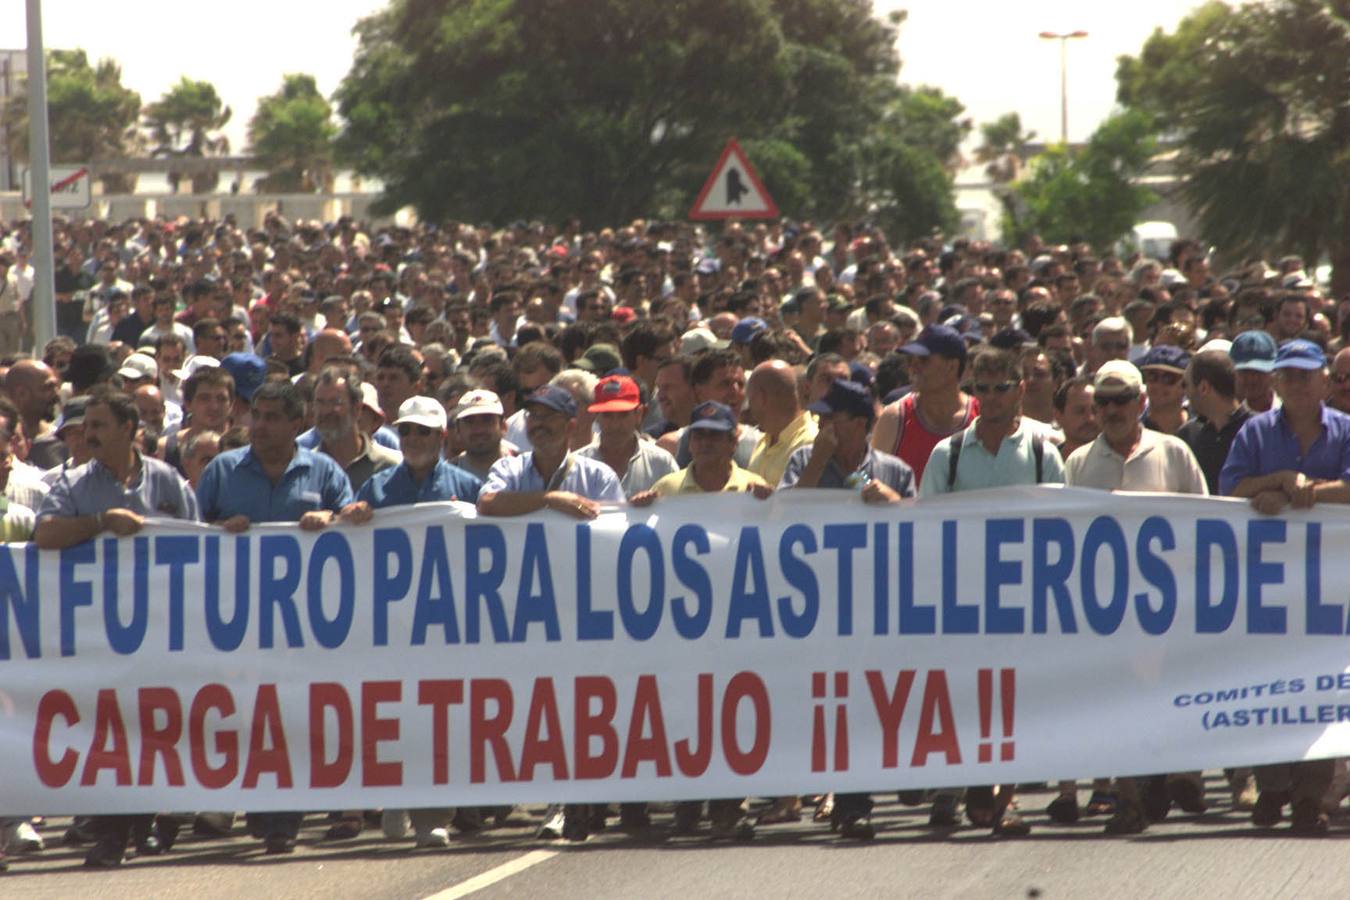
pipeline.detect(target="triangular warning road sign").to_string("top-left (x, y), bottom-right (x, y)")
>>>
top-left (689, 138), bottom-right (779, 220)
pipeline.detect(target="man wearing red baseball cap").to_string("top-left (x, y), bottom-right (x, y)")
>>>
top-left (577, 374), bottom-right (678, 496)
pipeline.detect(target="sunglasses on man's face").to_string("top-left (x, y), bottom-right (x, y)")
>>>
top-left (398, 423), bottom-right (435, 438)
top-left (971, 380), bottom-right (1019, 395)
top-left (1143, 370), bottom-right (1182, 386)
top-left (1094, 393), bottom-right (1138, 407)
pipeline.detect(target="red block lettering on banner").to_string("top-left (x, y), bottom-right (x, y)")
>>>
top-left (361, 681), bottom-right (403, 786)
top-left (417, 679), bottom-right (464, 785)
top-left (33, 690), bottom-right (80, 788)
top-left (81, 689), bottom-right (132, 786)
top-left (137, 687), bottom-right (186, 786)
top-left (241, 684), bottom-right (292, 789)
top-left (190, 684), bottom-right (238, 789)
top-left (309, 683), bottom-right (353, 788)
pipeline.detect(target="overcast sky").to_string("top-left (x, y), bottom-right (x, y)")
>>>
top-left (4, 0), bottom-right (1211, 155)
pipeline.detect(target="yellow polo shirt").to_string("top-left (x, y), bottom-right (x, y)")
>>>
top-left (748, 410), bottom-right (819, 486)
top-left (651, 462), bottom-right (768, 497)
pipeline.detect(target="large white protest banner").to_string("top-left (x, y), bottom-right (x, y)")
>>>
top-left (1, 486), bottom-right (1348, 813)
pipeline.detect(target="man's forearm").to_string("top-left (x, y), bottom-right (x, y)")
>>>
top-left (477, 490), bottom-right (548, 516)
top-left (34, 513), bottom-right (103, 550)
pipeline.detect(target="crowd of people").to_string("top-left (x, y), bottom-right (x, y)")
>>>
top-left (0, 210), bottom-right (1346, 869)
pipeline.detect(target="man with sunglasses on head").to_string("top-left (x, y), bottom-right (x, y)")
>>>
top-left (1064, 360), bottom-right (1207, 835)
top-left (1219, 339), bottom-right (1350, 836)
top-left (919, 347), bottom-right (1064, 837)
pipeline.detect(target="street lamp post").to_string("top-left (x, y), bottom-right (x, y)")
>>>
top-left (1039, 30), bottom-right (1088, 145)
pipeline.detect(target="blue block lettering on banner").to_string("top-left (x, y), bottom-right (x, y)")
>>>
top-left (1247, 519), bottom-right (1287, 634)
top-left (308, 531), bottom-right (356, 649)
top-left (59, 541), bottom-right (96, 657)
top-left (259, 534), bottom-right (304, 648)
top-left (1031, 517), bottom-right (1077, 634)
top-left (514, 523), bottom-right (560, 642)
top-left (465, 524), bottom-right (511, 643)
top-left (0, 543), bottom-right (40, 660)
top-left (777, 523), bottom-right (819, 638)
top-left (1195, 519), bottom-right (1238, 633)
top-left (671, 524), bottom-right (712, 639)
top-left (1081, 517), bottom-right (1128, 635)
top-left (618, 524), bottom-right (664, 641)
top-left (984, 519), bottom-right (1024, 634)
top-left (205, 535), bottom-right (249, 651)
top-left (727, 527), bottom-right (772, 638)
top-left (155, 535), bottom-right (199, 652)
top-left (413, 525), bottom-right (460, 645)
top-left (373, 527), bottom-right (413, 646)
top-left (1135, 516), bottom-right (1178, 635)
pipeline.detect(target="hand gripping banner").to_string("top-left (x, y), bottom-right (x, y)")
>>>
top-left (2, 486), bottom-right (1349, 813)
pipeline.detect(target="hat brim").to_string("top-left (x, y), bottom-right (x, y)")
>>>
top-left (394, 414), bottom-right (445, 430)
top-left (455, 404), bottom-right (504, 421)
top-left (805, 399), bottom-right (834, 416)
top-left (1233, 360), bottom-right (1275, 373)
top-left (525, 399), bottom-right (575, 417)
top-left (687, 420), bottom-right (735, 432)
top-left (1140, 364), bottom-right (1187, 375)
top-left (1273, 359), bottom-right (1325, 371)
top-left (588, 399), bottom-right (640, 413)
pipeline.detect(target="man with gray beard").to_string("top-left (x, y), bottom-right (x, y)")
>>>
top-left (313, 365), bottom-right (401, 491)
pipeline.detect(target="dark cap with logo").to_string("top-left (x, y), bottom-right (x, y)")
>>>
top-left (525, 384), bottom-right (577, 418)
top-left (687, 400), bottom-right (737, 433)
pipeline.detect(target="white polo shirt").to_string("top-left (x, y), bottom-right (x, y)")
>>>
top-left (1064, 428), bottom-right (1208, 495)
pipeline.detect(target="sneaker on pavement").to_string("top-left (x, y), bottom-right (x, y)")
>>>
top-left (1046, 795), bottom-right (1080, 824)
top-left (1169, 776), bottom-right (1208, 815)
top-left (1291, 798), bottom-right (1329, 836)
top-left (536, 805), bottom-right (566, 841)
top-left (928, 794), bottom-right (960, 828)
top-left (1252, 790), bottom-right (1289, 828)
top-left (837, 815), bottom-right (875, 840)
top-left (4, 821), bottom-right (44, 853)
top-left (263, 833), bottom-right (295, 855)
top-left (415, 827), bottom-right (451, 848)
top-left (709, 816), bottom-right (755, 841)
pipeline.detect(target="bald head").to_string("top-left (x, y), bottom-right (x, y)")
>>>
top-left (748, 359), bottom-right (802, 432)
top-left (309, 329), bottom-right (354, 371)
top-left (5, 359), bottom-right (60, 425)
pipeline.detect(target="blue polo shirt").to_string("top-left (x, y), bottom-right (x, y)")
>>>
top-left (196, 446), bottom-right (353, 523)
top-left (1218, 405), bottom-right (1350, 495)
top-left (37, 454), bottom-right (200, 522)
top-left (482, 452), bottom-right (624, 503)
top-left (356, 459), bottom-right (483, 509)
top-left (778, 445), bottom-right (917, 497)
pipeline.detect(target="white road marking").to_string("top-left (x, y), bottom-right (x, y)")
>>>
top-left (421, 849), bottom-right (559, 900)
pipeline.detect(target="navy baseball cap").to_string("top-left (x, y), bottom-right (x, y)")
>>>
top-left (525, 384), bottom-right (578, 418)
top-left (807, 379), bottom-right (874, 420)
top-left (1230, 330), bottom-right (1277, 372)
top-left (687, 400), bottom-right (736, 432)
top-left (1139, 344), bottom-right (1192, 373)
top-left (900, 324), bottom-right (968, 363)
top-left (1273, 339), bottom-right (1326, 371)
top-left (847, 360), bottom-right (874, 388)
top-left (730, 317), bottom-right (767, 345)
top-left (221, 352), bottom-right (266, 402)
top-left (989, 328), bottom-right (1034, 350)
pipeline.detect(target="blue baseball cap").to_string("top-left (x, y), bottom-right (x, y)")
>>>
top-left (989, 328), bottom-right (1034, 350)
top-left (1230, 330), bottom-right (1277, 372)
top-left (221, 352), bottom-right (267, 402)
top-left (730, 317), bottom-right (767, 345)
top-left (1139, 344), bottom-right (1192, 373)
top-left (525, 384), bottom-right (577, 418)
top-left (1273, 338), bottom-right (1326, 371)
top-left (807, 379), bottom-right (874, 420)
top-left (900, 324), bottom-right (968, 363)
top-left (687, 400), bottom-right (737, 432)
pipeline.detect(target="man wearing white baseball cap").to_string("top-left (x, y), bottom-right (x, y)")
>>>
top-left (449, 389), bottom-right (512, 481)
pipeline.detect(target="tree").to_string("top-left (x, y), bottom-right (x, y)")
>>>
top-left (1006, 111), bottom-right (1157, 251)
top-left (1, 49), bottom-right (140, 192)
top-left (335, 0), bottom-right (967, 233)
top-left (142, 77), bottom-right (232, 193)
top-left (247, 74), bottom-right (337, 193)
top-left (974, 112), bottom-right (1036, 184)
top-left (1115, 0), bottom-right (1350, 291)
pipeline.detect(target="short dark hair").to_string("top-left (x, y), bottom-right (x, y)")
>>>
top-left (87, 385), bottom-right (140, 432)
top-left (690, 349), bottom-right (742, 387)
top-left (1188, 350), bottom-right (1237, 399)
top-left (1053, 374), bottom-right (1094, 413)
top-left (377, 344), bottom-right (422, 383)
top-left (251, 379), bottom-right (306, 420)
top-left (620, 321), bottom-right (675, 371)
top-left (182, 366), bottom-right (236, 405)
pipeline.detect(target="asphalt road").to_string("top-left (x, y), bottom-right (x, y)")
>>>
top-left (7, 782), bottom-right (1350, 900)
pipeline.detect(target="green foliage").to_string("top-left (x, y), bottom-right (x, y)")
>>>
top-left (247, 74), bottom-right (337, 193)
top-left (1, 50), bottom-right (140, 191)
top-left (1115, 0), bottom-right (1350, 290)
top-left (974, 112), bottom-right (1036, 183)
top-left (1007, 111), bottom-right (1158, 250)
top-left (335, 0), bottom-right (966, 233)
top-left (143, 77), bottom-right (232, 192)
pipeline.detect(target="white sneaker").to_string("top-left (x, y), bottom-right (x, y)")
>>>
top-left (381, 809), bottom-right (410, 840)
top-left (415, 827), bottom-right (450, 848)
top-left (4, 821), bottom-right (44, 853)
top-left (535, 805), bottom-right (565, 840)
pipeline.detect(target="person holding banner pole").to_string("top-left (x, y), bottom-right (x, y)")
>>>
top-left (194, 379), bottom-right (355, 854)
top-left (632, 400), bottom-right (772, 840)
top-left (33, 386), bottom-right (200, 868)
top-left (1218, 338), bottom-right (1350, 835)
top-left (1064, 359), bottom-right (1209, 835)
top-left (778, 377), bottom-right (915, 840)
top-left (478, 383), bottom-right (624, 842)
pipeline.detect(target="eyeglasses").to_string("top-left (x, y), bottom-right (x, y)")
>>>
top-left (972, 380), bottom-right (1019, 395)
top-left (397, 423), bottom-right (436, 437)
top-left (1094, 393), bottom-right (1138, 407)
top-left (1143, 370), bottom-right (1182, 386)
